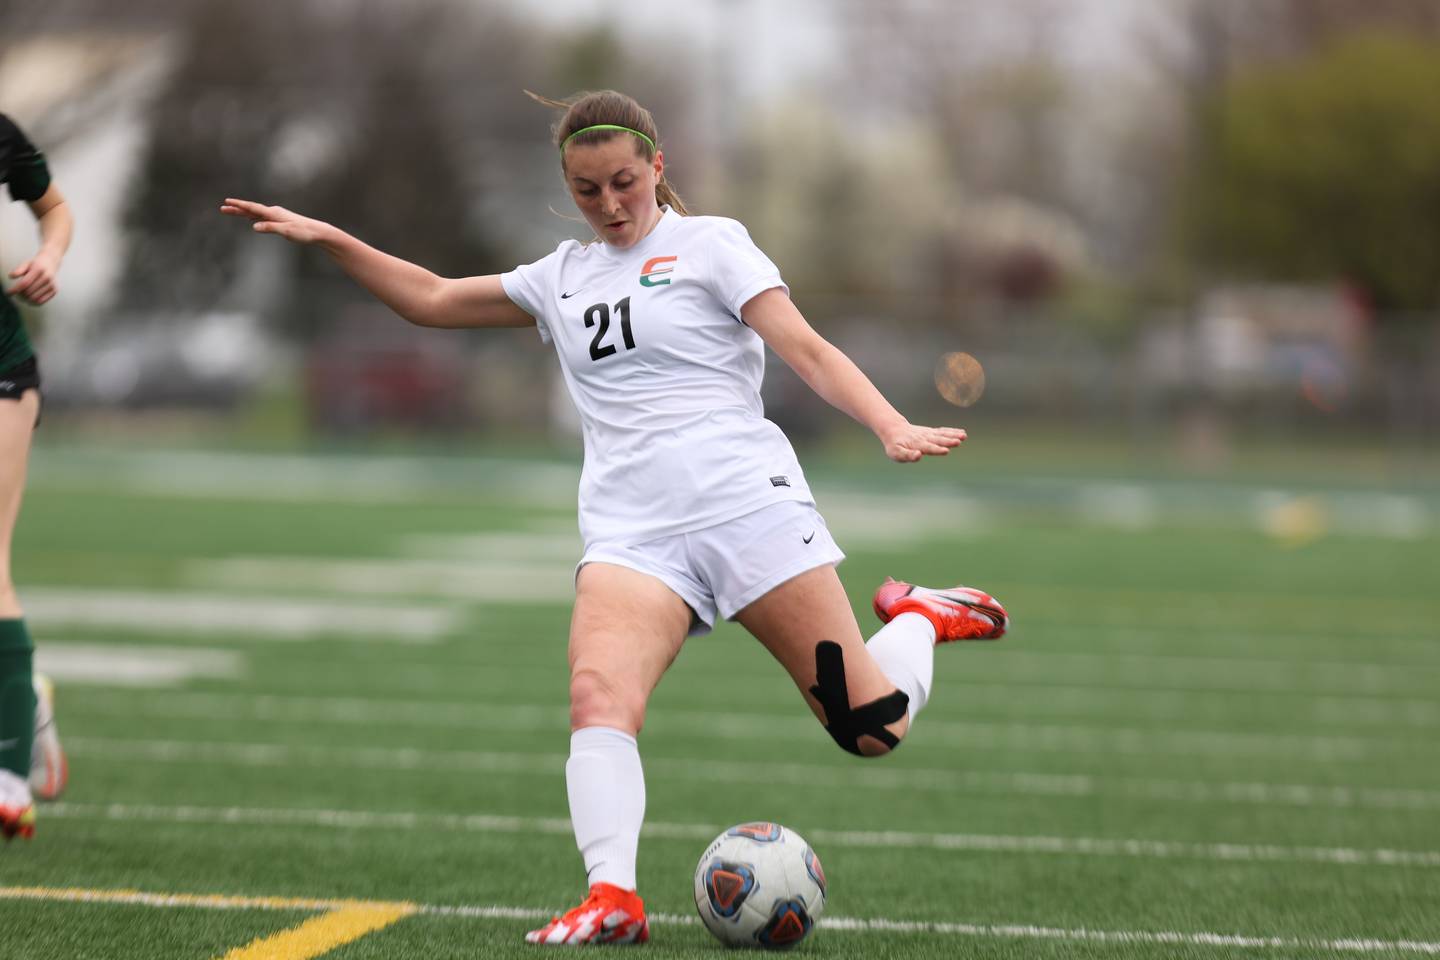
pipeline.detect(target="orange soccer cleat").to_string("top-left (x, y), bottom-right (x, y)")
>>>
top-left (0, 769), bottom-right (35, 841)
top-left (525, 882), bottom-right (650, 946)
top-left (873, 577), bottom-right (1009, 643)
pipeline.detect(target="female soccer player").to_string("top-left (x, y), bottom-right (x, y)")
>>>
top-left (0, 112), bottom-right (73, 841)
top-left (222, 89), bottom-right (1008, 945)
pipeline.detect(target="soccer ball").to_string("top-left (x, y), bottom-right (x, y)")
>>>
top-left (693, 822), bottom-right (827, 949)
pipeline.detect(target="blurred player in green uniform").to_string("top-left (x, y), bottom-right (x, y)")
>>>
top-left (1, 112), bottom-right (72, 840)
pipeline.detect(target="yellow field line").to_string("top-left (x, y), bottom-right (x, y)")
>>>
top-left (218, 903), bottom-right (417, 960)
top-left (0, 886), bottom-right (418, 959)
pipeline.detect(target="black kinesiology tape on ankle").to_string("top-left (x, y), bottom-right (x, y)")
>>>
top-left (809, 640), bottom-right (909, 756)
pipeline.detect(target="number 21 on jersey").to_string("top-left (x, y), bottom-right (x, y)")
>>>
top-left (583, 296), bottom-right (634, 362)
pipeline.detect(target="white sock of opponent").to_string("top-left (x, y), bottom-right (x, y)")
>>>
top-left (866, 612), bottom-right (936, 720)
top-left (565, 726), bottom-right (646, 892)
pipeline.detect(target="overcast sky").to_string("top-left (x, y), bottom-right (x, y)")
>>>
top-left (497, 0), bottom-right (1169, 98)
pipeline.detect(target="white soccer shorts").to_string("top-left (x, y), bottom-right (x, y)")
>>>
top-left (578, 500), bottom-right (845, 636)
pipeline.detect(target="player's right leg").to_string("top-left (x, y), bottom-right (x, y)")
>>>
top-left (525, 562), bottom-right (691, 946)
top-left (0, 386), bottom-right (41, 840)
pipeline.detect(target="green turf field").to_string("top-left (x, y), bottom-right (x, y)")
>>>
top-left (3, 441), bottom-right (1438, 958)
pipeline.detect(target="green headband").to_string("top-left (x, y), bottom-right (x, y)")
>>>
top-left (561, 124), bottom-right (657, 154)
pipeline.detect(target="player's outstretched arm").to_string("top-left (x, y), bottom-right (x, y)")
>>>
top-left (742, 288), bottom-right (966, 463)
top-left (7, 184), bottom-right (72, 306)
top-left (220, 199), bottom-right (533, 329)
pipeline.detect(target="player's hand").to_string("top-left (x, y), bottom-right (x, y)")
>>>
top-left (6, 252), bottom-right (61, 305)
top-left (880, 422), bottom-right (967, 463)
top-left (220, 198), bottom-right (334, 245)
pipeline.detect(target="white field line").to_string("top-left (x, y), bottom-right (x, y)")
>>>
top-left (187, 556), bottom-right (576, 603)
top-left (65, 736), bottom-right (1440, 813)
top-left (1059, 485), bottom-right (1431, 541)
top-left (910, 718), bottom-right (1431, 763)
top-left (819, 492), bottom-right (993, 544)
top-left (121, 661), bottom-right (1440, 734)
top-left (0, 886), bottom-right (405, 912)
top-left (6, 886), bottom-right (1438, 954)
top-left (182, 557), bottom-right (1440, 693)
top-left (187, 555), bottom-right (1440, 670)
top-left (42, 802), bottom-right (1440, 868)
top-left (33, 645), bottom-right (242, 687)
top-left (980, 579), bottom-right (1439, 628)
top-left (1016, 623), bottom-right (1440, 666)
top-left (21, 588), bottom-right (460, 642)
top-left (178, 558), bottom-right (1440, 699)
top-left (399, 530), bottom-right (582, 562)
top-left (30, 450), bottom-right (580, 506)
top-left (77, 690), bottom-right (1439, 762)
top-left (969, 651), bottom-right (1440, 699)
top-left (940, 682), bottom-right (1440, 731)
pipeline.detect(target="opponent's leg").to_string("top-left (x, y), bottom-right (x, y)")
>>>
top-left (0, 621), bottom-right (35, 841)
top-left (30, 671), bottom-right (67, 800)
top-left (527, 562), bottom-right (691, 946)
top-left (0, 389), bottom-right (40, 840)
top-left (736, 565), bottom-right (913, 757)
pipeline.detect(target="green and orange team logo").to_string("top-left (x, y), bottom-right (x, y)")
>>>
top-left (640, 255), bottom-right (678, 286)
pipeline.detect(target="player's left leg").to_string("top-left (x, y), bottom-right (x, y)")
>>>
top-left (0, 387), bottom-right (41, 839)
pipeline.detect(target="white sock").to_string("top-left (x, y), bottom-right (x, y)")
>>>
top-left (866, 611), bottom-right (936, 720)
top-left (565, 726), bottom-right (645, 891)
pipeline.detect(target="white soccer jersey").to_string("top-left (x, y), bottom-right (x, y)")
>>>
top-left (501, 209), bottom-right (814, 547)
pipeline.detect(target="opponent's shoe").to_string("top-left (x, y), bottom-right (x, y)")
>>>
top-left (525, 882), bottom-right (650, 946)
top-left (873, 577), bottom-right (1009, 642)
top-left (0, 768), bottom-right (36, 841)
top-left (30, 673), bottom-right (68, 801)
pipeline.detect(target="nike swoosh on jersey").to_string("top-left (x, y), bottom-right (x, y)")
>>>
top-left (560, 289), bottom-right (585, 299)
top-left (803, 531), bottom-right (816, 544)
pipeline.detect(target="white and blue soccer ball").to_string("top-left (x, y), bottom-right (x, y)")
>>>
top-left (693, 822), bottom-right (827, 950)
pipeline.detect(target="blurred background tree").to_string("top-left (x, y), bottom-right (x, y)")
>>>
top-left (1186, 32), bottom-right (1440, 316)
top-left (111, 0), bottom-right (312, 319)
